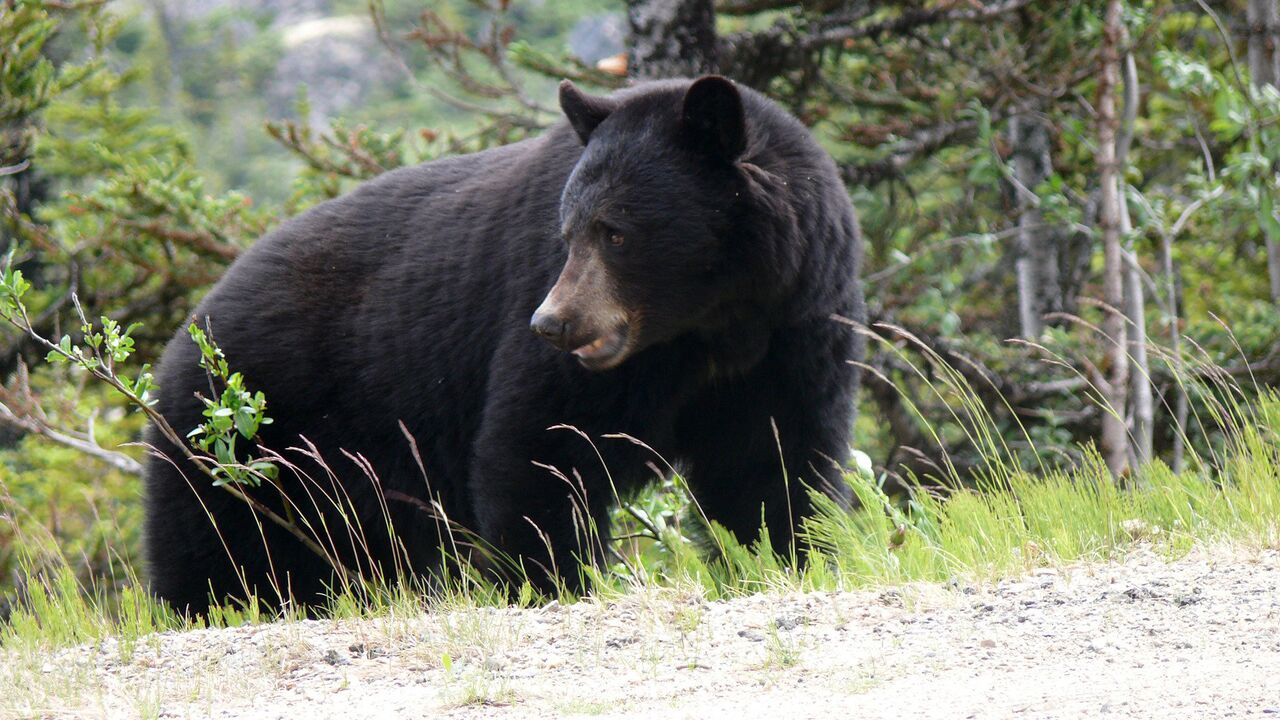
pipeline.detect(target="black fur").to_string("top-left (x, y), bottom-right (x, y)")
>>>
top-left (143, 77), bottom-right (865, 615)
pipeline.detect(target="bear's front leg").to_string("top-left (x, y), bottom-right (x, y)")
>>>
top-left (676, 321), bottom-right (860, 560)
top-left (467, 411), bottom-right (612, 597)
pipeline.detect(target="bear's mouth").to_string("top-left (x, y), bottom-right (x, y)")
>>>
top-left (572, 323), bottom-right (631, 370)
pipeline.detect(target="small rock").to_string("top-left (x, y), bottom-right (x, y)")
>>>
top-left (1176, 588), bottom-right (1204, 606)
top-left (348, 642), bottom-right (386, 658)
top-left (878, 590), bottom-right (903, 606)
top-left (1122, 586), bottom-right (1159, 601)
top-left (775, 615), bottom-right (804, 631)
top-left (738, 629), bottom-right (765, 642)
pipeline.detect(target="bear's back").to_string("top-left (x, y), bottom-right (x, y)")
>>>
top-left (152, 130), bottom-right (584, 495)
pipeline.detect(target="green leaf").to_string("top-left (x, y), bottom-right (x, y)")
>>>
top-left (234, 411), bottom-right (257, 438)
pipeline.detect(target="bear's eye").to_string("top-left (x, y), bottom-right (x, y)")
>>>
top-left (609, 232), bottom-right (625, 247)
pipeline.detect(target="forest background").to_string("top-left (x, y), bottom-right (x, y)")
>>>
top-left (1, 0), bottom-right (1278, 604)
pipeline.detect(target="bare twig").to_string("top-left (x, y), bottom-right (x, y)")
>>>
top-left (0, 160), bottom-right (31, 177)
top-left (0, 377), bottom-right (143, 475)
top-left (802, 0), bottom-right (1036, 50)
top-left (114, 219), bottom-right (241, 261)
top-left (368, 0), bottom-right (547, 130)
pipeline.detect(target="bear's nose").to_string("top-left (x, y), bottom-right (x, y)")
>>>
top-left (530, 311), bottom-right (570, 345)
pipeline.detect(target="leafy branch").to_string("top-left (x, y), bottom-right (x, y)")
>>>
top-left (0, 253), bottom-right (350, 577)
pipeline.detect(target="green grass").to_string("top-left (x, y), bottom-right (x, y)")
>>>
top-left (6, 394), bottom-right (1278, 650)
top-left (2, 357), bottom-right (1278, 713)
top-left (587, 396), bottom-right (1278, 601)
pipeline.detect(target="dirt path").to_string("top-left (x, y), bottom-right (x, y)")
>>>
top-left (7, 547), bottom-right (1280, 719)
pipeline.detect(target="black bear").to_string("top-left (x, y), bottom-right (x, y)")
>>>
top-left (144, 76), bottom-right (865, 615)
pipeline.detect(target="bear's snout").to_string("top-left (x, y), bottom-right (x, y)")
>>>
top-left (530, 309), bottom-right (572, 348)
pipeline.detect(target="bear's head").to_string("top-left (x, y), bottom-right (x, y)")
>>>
top-left (531, 75), bottom-right (754, 371)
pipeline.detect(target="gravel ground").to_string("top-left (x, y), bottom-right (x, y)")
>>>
top-left (5, 546), bottom-right (1279, 719)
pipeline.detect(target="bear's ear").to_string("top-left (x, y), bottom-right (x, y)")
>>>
top-left (681, 75), bottom-right (746, 162)
top-left (559, 80), bottom-right (615, 144)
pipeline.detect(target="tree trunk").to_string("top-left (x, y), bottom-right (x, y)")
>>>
top-left (1097, 0), bottom-right (1130, 477)
top-left (1123, 250), bottom-right (1152, 466)
top-left (1161, 228), bottom-right (1188, 474)
top-left (1117, 51), bottom-right (1152, 467)
top-left (1248, 0), bottom-right (1280, 86)
top-left (625, 0), bottom-right (719, 80)
top-left (1010, 114), bottom-right (1058, 339)
top-left (1249, 0), bottom-right (1280, 303)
